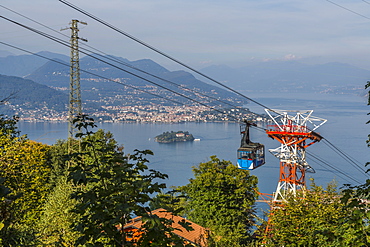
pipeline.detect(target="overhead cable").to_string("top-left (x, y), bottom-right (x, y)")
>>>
top-left (325, 0), bottom-right (370, 20)
top-left (1, 8), bottom-right (367, 181)
top-left (58, 0), bottom-right (273, 111)
top-left (0, 16), bottom-right (246, 120)
top-left (306, 150), bottom-right (363, 184)
top-left (0, 41), bottom-right (208, 112)
top-left (322, 138), bottom-right (368, 176)
top-left (0, 5), bottom-right (244, 112)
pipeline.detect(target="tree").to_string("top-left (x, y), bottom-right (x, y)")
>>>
top-left (37, 177), bottom-right (81, 246)
top-left (0, 115), bottom-right (52, 245)
top-left (178, 155), bottom-right (259, 246)
top-left (264, 180), bottom-right (358, 246)
top-left (1, 140), bottom-right (51, 225)
top-left (68, 115), bottom-right (192, 246)
top-left (339, 81), bottom-right (370, 245)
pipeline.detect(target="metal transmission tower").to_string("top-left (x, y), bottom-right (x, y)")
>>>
top-left (62, 19), bottom-right (87, 140)
top-left (265, 109), bottom-right (327, 202)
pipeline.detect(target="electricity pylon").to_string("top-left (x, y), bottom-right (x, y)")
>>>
top-left (62, 19), bottom-right (87, 154)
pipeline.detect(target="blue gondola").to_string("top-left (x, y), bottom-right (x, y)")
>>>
top-left (237, 121), bottom-right (265, 170)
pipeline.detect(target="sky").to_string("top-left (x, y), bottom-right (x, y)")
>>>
top-left (2, 0), bottom-right (370, 69)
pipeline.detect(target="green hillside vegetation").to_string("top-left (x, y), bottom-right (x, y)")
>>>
top-left (0, 74), bottom-right (68, 115)
top-left (155, 130), bottom-right (195, 143)
top-left (0, 80), bottom-right (367, 246)
top-left (24, 55), bottom-right (247, 107)
top-left (0, 111), bottom-right (369, 246)
top-left (0, 74), bottom-right (104, 117)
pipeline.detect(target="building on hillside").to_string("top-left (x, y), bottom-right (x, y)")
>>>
top-left (123, 208), bottom-right (208, 246)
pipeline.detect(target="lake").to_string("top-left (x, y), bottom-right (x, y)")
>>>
top-left (17, 92), bottom-right (370, 199)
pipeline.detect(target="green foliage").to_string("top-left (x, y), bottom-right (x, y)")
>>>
top-left (0, 115), bottom-right (19, 138)
top-left (0, 74), bottom-right (68, 113)
top-left (0, 115), bottom-right (52, 245)
top-left (68, 115), bottom-right (190, 246)
top-left (150, 189), bottom-right (188, 215)
top-left (315, 81), bottom-right (370, 246)
top-left (264, 180), bottom-right (358, 246)
top-left (262, 81), bottom-right (370, 246)
top-left (0, 139), bottom-right (52, 225)
top-left (38, 177), bottom-right (81, 246)
top-left (47, 139), bottom-right (70, 187)
top-left (178, 155), bottom-right (259, 246)
top-left (340, 80), bottom-right (370, 245)
top-left (341, 181), bottom-right (370, 245)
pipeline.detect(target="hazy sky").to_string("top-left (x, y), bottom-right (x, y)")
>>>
top-left (2, 0), bottom-right (370, 69)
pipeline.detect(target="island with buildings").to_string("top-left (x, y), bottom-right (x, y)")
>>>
top-left (155, 131), bottom-right (195, 143)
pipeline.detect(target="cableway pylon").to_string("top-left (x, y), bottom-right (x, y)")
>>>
top-left (265, 109), bottom-right (327, 202)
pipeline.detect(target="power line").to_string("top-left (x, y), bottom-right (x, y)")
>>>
top-left (306, 150), bottom-right (363, 184)
top-left (0, 39), bottom-right (246, 124)
top-left (1, 10), bottom-right (366, 183)
top-left (325, 0), bottom-right (370, 20)
top-left (0, 15), bottom-right (247, 121)
top-left (0, 4), bottom-right (68, 38)
top-left (58, 0), bottom-right (272, 111)
top-left (322, 138), bottom-right (368, 176)
top-left (0, 4), bottom-right (248, 113)
top-left (0, 41), bottom-right (201, 110)
top-left (252, 122), bottom-right (364, 185)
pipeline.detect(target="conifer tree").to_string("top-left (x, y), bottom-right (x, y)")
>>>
top-left (38, 177), bottom-right (80, 246)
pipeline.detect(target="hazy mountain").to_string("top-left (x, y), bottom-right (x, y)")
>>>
top-left (0, 73), bottom-right (105, 117)
top-left (0, 51), bottom-right (69, 77)
top-left (199, 60), bottom-right (370, 94)
top-left (25, 54), bottom-right (246, 107)
top-left (0, 74), bottom-right (69, 116)
top-left (1, 51), bottom-right (368, 117)
top-left (0, 50), bottom-right (15, 57)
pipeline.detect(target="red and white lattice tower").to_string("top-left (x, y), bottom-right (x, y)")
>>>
top-left (265, 109), bottom-right (327, 203)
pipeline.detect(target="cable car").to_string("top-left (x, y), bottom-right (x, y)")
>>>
top-left (237, 121), bottom-right (265, 170)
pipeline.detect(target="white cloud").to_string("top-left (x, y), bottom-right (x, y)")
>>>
top-left (282, 54), bottom-right (300, 61)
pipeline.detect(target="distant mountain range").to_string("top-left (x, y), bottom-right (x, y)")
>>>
top-left (0, 51), bottom-right (69, 78)
top-left (199, 60), bottom-right (370, 94)
top-left (0, 51), bottom-right (246, 117)
top-left (0, 51), bottom-right (368, 118)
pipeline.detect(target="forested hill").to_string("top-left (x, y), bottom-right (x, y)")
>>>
top-left (0, 74), bottom-right (68, 116)
top-left (24, 55), bottom-right (245, 107)
top-left (0, 52), bottom-right (247, 108)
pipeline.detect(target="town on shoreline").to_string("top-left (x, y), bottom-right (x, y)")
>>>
top-left (17, 105), bottom-right (270, 124)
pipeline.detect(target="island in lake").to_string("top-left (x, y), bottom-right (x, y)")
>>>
top-left (155, 131), bottom-right (195, 143)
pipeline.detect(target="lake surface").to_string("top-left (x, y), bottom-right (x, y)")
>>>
top-left (18, 93), bottom-right (370, 199)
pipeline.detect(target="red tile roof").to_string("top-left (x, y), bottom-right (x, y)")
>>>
top-left (124, 208), bottom-right (208, 247)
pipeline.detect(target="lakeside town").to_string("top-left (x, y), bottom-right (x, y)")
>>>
top-left (13, 103), bottom-right (269, 123)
